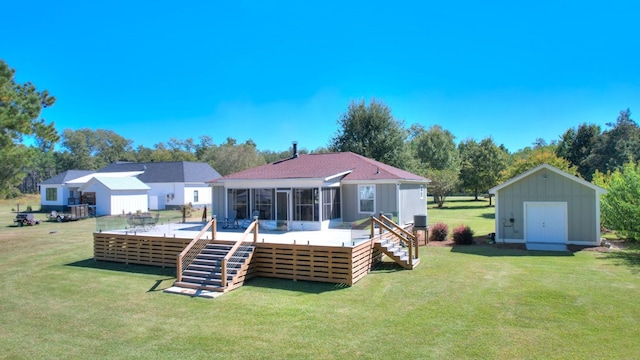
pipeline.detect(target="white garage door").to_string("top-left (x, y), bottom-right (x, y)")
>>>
top-left (525, 202), bottom-right (567, 244)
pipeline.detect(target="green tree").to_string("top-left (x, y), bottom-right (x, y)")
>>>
top-left (501, 148), bottom-right (578, 181)
top-left (556, 123), bottom-right (601, 180)
top-left (410, 125), bottom-right (460, 207)
top-left (329, 98), bottom-right (410, 169)
top-left (585, 109), bottom-right (640, 177)
top-left (459, 137), bottom-right (509, 200)
top-left (0, 60), bottom-right (58, 197)
top-left (60, 129), bottom-right (100, 169)
top-left (593, 162), bottom-right (640, 241)
top-left (209, 137), bottom-right (266, 175)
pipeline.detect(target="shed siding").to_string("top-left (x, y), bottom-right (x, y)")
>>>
top-left (497, 168), bottom-right (596, 243)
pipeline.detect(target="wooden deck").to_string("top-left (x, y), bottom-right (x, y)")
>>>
top-left (93, 216), bottom-right (416, 286)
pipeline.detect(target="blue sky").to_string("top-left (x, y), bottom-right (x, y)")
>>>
top-left (3, 1), bottom-right (639, 153)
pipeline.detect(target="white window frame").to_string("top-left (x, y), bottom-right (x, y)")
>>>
top-left (193, 190), bottom-right (199, 203)
top-left (358, 184), bottom-right (375, 214)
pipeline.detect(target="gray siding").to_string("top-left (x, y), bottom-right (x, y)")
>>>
top-left (497, 168), bottom-right (596, 242)
top-left (341, 183), bottom-right (399, 223)
top-left (211, 186), bottom-right (226, 219)
top-left (399, 183), bottom-right (427, 225)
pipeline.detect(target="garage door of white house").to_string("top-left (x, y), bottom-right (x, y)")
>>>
top-left (524, 202), bottom-right (567, 244)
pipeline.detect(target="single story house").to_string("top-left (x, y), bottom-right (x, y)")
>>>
top-left (39, 161), bottom-right (221, 214)
top-left (97, 161), bottom-right (221, 210)
top-left (489, 163), bottom-right (607, 251)
top-left (78, 176), bottom-right (150, 216)
top-left (40, 170), bottom-right (95, 212)
top-left (210, 148), bottom-right (430, 231)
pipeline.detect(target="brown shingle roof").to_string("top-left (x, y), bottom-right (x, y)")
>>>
top-left (213, 152), bottom-right (428, 182)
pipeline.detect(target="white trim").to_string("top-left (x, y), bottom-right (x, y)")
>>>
top-left (358, 184), bottom-right (376, 214)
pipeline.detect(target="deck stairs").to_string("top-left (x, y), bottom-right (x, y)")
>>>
top-left (173, 243), bottom-right (255, 293)
top-left (375, 237), bottom-right (420, 269)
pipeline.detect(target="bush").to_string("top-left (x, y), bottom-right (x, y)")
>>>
top-left (452, 225), bottom-right (474, 245)
top-left (429, 222), bottom-right (449, 241)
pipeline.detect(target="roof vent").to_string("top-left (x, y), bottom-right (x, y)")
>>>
top-left (292, 141), bottom-right (298, 158)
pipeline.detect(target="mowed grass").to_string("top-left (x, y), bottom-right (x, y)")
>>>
top-left (1, 196), bottom-right (640, 359)
top-left (428, 196), bottom-right (496, 237)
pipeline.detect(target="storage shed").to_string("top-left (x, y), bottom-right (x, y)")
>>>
top-left (489, 164), bottom-right (607, 251)
top-left (79, 177), bottom-right (150, 216)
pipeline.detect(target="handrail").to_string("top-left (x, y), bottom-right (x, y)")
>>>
top-left (378, 214), bottom-right (416, 240)
top-left (371, 216), bottom-right (418, 266)
top-left (176, 218), bottom-right (217, 282)
top-left (221, 217), bottom-right (259, 288)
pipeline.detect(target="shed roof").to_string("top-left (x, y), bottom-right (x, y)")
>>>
top-left (212, 152), bottom-right (429, 183)
top-left (80, 176), bottom-right (151, 191)
top-left (489, 163), bottom-right (607, 194)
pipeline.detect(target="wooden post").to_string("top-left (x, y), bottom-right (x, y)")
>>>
top-left (378, 212), bottom-right (384, 235)
top-left (211, 216), bottom-right (217, 240)
top-left (221, 260), bottom-right (227, 288)
top-left (253, 216), bottom-right (259, 243)
top-left (408, 238), bottom-right (413, 268)
top-left (370, 217), bottom-right (375, 239)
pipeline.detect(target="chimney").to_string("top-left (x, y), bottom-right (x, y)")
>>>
top-left (292, 141), bottom-right (298, 158)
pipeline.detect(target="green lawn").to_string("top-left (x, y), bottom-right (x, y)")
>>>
top-left (1, 196), bottom-right (640, 359)
top-left (428, 196), bottom-right (496, 237)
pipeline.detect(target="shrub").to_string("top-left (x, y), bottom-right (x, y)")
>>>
top-left (452, 225), bottom-right (474, 245)
top-left (429, 222), bottom-right (449, 241)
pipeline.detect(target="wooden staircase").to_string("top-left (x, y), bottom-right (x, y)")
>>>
top-left (371, 214), bottom-right (420, 270)
top-left (174, 243), bottom-right (255, 292)
top-left (375, 238), bottom-right (420, 269)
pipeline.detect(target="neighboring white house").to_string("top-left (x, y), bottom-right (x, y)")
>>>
top-left (97, 161), bottom-right (221, 210)
top-left (79, 177), bottom-right (150, 216)
top-left (39, 161), bottom-right (222, 215)
top-left (489, 164), bottom-right (607, 251)
top-left (40, 170), bottom-right (95, 212)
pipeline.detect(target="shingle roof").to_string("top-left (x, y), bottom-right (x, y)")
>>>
top-left (214, 152), bottom-right (429, 182)
top-left (97, 161), bottom-right (221, 183)
top-left (39, 170), bottom-right (95, 185)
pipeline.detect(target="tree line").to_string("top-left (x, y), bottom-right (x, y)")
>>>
top-left (3, 59), bottom-right (639, 211)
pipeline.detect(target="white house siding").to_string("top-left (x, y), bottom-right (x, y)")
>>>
top-left (110, 192), bottom-right (148, 216)
top-left (183, 184), bottom-right (212, 209)
top-left (40, 186), bottom-right (65, 209)
top-left (495, 168), bottom-right (598, 245)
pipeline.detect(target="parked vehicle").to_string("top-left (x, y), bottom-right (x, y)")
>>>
top-left (14, 213), bottom-right (40, 226)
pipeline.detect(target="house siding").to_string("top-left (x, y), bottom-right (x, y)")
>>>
top-left (496, 168), bottom-right (597, 243)
top-left (341, 183), bottom-right (400, 223)
top-left (399, 183), bottom-right (427, 225)
top-left (211, 186), bottom-right (226, 219)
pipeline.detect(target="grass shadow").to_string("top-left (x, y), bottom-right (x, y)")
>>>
top-left (370, 261), bottom-right (406, 273)
top-left (598, 249), bottom-right (640, 273)
top-left (242, 276), bottom-right (349, 294)
top-left (449, 244), bottom-right (575, 257)
top-left (66, 258), bottom-right (176, 277)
